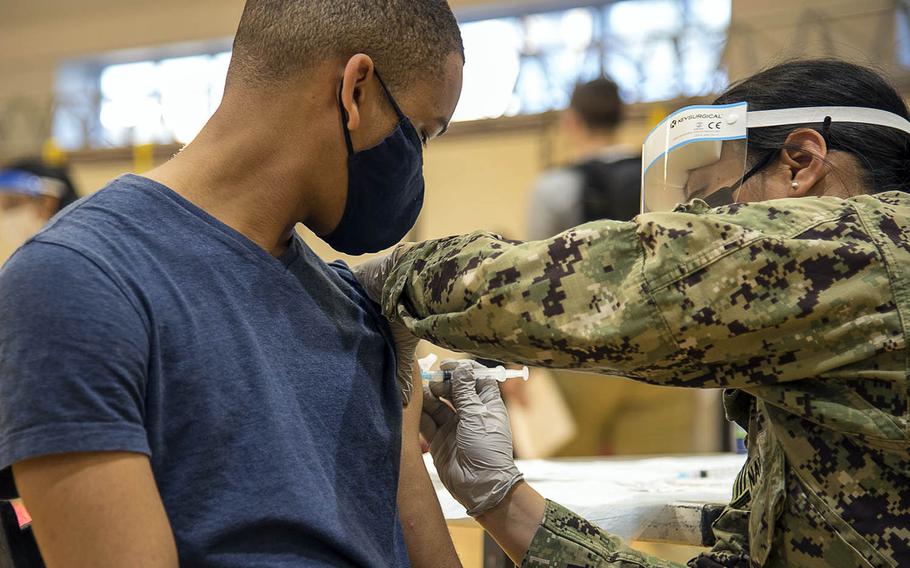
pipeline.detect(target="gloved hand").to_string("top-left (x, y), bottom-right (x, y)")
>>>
top-left (351, 248), bottom-right (418, 405)
top-left (420, 359), bottom-right (524, 517)
top-left (387, 322), bottom-right (419, 405)
top-left (350, 252), bottom-right (393, 308)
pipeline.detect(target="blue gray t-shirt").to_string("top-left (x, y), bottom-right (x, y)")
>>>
top-left (0, 175), bottom-right (409, 567)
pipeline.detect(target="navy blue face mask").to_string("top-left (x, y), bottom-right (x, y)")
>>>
top-left (323, 72), bottom-right (425, 256)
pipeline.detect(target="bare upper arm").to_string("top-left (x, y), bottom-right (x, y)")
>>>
top-left (397, 363), bottom-right (462, 568)
top-left (13, 452), bottom-right (178, 568)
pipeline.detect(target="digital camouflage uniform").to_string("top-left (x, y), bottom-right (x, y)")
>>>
top-left (381, 193), bottom-right (910, 568)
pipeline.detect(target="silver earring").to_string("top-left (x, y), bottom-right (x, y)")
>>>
top-left (791, 181), bottom-right (800, 191)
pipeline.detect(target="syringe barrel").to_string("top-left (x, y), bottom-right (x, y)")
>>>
top-left (472, 369), bottom-right (508, 382)
top-left (469, 367), bottom-right (529, 382)
top-left (421, 366), bottom-right (530, 383)
top-left (420, 370), bottom-right (453, 382)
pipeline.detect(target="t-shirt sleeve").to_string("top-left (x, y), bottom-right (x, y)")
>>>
top-left (0, 241), bottom-right (151, 496)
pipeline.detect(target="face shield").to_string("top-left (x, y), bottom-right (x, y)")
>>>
top-left (0, 169), bottom-right (66, 203)
top-left (641, 104), bottom-right (910, 213)
top-left (0, 169), bottom-right (65, 265)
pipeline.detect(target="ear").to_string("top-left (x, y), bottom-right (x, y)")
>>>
top-left (340, 54), bottom-right (376, 133)
top-left (778, 128), bottom-right (829, 197)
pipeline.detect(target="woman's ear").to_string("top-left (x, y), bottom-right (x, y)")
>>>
top-left (340, 54), bottom-right (376, 133)
top-left (778, 128), bottom-right (829, 197)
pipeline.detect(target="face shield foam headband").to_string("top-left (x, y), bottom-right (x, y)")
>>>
top-left (640, 104), bottom-right (910, 213)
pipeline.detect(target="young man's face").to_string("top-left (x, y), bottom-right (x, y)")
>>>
top-left (314, 52), bottom-right (464, 247)
top-left (379, 52), bottom-right (464, 149)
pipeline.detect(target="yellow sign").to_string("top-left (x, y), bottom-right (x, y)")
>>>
top-left (133, 143), bottom-right (156, 173)
top-left (41, 139), bottom-right (67, 167)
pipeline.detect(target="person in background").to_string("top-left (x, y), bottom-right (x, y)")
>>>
top-left (527, 76), bottom-right (640, 241)
top-left (520, 77), bottom-right (698, 457)
top-left (0, 158), bottom-right (80, 567)
top-left (0, 159), bottom-right (80, 265)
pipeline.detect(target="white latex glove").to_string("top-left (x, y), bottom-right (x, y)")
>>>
top-left (420, 359), bottom-right (524, 517)
top-left (351, 249), bottom-right (418, 405)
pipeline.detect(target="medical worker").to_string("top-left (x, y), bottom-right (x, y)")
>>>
top-left (0, 159), bottom-right (79, 265)
top-left (357, 59), bottom-right (910, 568)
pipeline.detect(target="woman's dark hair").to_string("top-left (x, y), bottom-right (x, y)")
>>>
top-left (714, 59), bottom-right (910, 194)
top-left (5, 158), bottom-right (80, 211)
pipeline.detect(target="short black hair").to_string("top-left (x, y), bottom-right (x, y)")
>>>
top-left (229, 0), bottom-right (464, 90)
top-left (570, 77), bottom-right (624, 131)
top-left (715, 59), bottom-right (910, 194)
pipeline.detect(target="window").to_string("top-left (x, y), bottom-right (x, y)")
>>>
top-left (54, 51), bottom-right (231, 150)
top-left (98, 53), bottom-right (231, 147)
top-left (54, 0), bottom-right (731, 150)
top-left (898, 0), bottom-right (910, 69)
top-left (454, 0), bottom-right (732, 121)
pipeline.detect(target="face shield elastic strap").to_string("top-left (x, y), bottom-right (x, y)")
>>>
top-left (704, 109), bottom-right (909, 208)
top-left (702, 150), bottom-right (777, 207)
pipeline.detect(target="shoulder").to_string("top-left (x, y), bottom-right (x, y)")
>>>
top-left (2, 239), bottom-right (99, 285)
top-left (328, 258), bottom-right (377, 308)
top-left (851, 190), bottom-right (910, 233)
top-left (34, 175), bottom-right (169, 250)
top-left (596, 145), bottom-right (640, 164)
top-left (634, 197), bottom-right (862, 287)
top-left (0, 239), bottom-right (149, 331)
top-left (531, 168), bottom-right (584, 212)
top-left (637, 196), bottom-right (856, 248)
top-left (533, 168), bottom-right (583, 195)
top-left (25, 175), bottom-right (183, 285)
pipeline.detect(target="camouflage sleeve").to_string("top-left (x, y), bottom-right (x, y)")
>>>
top-left (382, 199), bottom-right (895, 388)
top-left (521, 500), bottom-right (688, 568)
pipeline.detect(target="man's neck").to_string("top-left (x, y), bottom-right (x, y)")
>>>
top-left (145, 90), bottom-right (342, 258)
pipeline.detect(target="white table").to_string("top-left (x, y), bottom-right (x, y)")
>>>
top-left (429, 453), bottom-right (746, 546)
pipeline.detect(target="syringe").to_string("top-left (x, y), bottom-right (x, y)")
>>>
top-left (420, 365), bottom-right (530, 383)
